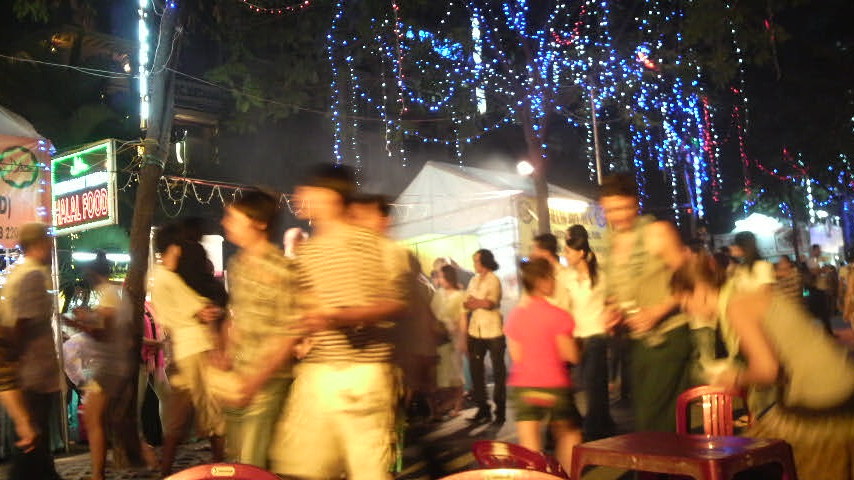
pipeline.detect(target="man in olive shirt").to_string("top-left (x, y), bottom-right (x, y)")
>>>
top-left (2, 223), bottom-right (62, 479)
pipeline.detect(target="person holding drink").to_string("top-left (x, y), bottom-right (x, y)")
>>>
top-left (599, 174), bottom-right (690, 432)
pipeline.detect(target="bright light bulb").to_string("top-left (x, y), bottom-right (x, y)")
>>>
top-left (516, 160), bottom-right (535, 176)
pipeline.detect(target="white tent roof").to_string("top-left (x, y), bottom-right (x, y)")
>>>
top-left (0, 105), bottom-right (42, 139)
top-left (390, 161), bottom-right (593, 239)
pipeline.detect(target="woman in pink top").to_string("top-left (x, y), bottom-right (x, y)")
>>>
top-left (504, 258), bottom-right (582, 472)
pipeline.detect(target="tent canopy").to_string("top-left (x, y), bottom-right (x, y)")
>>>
top-left (0, 105), bottom-right (42, 139)
top-left (391, 161), bottom-right (593, 239)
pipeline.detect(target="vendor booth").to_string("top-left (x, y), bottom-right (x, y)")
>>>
top-left (0, 105), bottom-right (56, 456)
top-left (0, 106), bottom-right (53, 251)
top-left (391, 161), bottom-right (604, 310)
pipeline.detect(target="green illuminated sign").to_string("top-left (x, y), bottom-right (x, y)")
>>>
top-left (52, 141), bottom-right (110, 185)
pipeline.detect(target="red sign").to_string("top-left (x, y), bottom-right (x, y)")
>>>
top-left (0, 135), bottom-right (52, 248)
top-left (54, 186), bottom-right (111, 230)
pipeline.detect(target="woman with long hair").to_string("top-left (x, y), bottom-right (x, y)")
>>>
top-left (430, 265), bottom-right (466, 418)
top-left (730, 231), bottom-right (775, 293)
top-left (671, 254), bottom-right (854, 480)
top-left (563, 225), bottom-right (615, 440)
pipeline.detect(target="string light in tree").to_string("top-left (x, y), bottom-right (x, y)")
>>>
top-left (235, 0), bottom-right (312, 15)
top-left (325, 0), bottom-right (714, 222)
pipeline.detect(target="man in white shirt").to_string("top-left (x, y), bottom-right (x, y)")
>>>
top-left (150, 222), bottom-right (225, 476)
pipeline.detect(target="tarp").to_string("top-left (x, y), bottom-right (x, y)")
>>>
top-left (0, 105), bottom-right (53, 248)
top-left (390, 161), bottom-right (593, 240)
top-left (0, 105), bottom-right (41, 139)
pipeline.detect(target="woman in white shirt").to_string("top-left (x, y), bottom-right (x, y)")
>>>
top-left (430, 265), bottom-right (466, 417)
top-left (462, 249), bottom-right (505, 424)
top-left (564, 225), bottom-right (615, 440)
top-left (730, 231), bottom-right (776, 293)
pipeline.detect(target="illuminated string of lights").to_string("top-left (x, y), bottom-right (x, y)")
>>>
top-left (325, 0), bottom-right (715, 222)
top-left (235, 0), bottom-right (312, 15)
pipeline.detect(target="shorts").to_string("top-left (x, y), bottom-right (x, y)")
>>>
top-left (510, 387), bottom-right (581, 424)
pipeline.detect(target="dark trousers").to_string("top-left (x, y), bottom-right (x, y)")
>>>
top-left (580, 335), bottom-right (615, 440)
top-left (467, 335), bottom-right (506, 417)
top-left (630, 325), bottom-right (692, 432)
top-left (9, 390), bottom-right (61, 480)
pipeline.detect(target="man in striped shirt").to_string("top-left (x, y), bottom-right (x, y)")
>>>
top-left (270, 165), bottom-right (405, 480)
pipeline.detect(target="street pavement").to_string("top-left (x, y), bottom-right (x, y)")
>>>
top-left (0, 397), bottom-right (633, 480)
top-left (2, 318), bottom-right (850, 479)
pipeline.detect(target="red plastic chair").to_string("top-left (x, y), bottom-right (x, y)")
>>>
top-left (472, 440), bottom-right (568, 478)
top-left (676, 385), bottom-right (749, 436)
top-left (164, 463), bottom-right (281, 480)
top-left (440, 468), bottom-right (566, 480)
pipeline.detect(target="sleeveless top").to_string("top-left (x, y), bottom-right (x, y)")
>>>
top-left (603, 215), bottom-right (688, 344)
top-left (761, 295), bottom-right (854, 410)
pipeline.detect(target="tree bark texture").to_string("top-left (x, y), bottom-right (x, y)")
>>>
top-left (113, 3), bottom-right (181, 467)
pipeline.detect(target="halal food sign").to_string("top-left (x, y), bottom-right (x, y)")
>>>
top-left (52, 140), bottom-right (118, 235)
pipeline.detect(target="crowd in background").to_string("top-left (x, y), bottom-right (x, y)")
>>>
top-left (0, 168), bottom-right (852, 480)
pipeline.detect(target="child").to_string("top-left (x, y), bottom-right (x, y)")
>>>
top-left (504, 258), bottom-right (582, 473)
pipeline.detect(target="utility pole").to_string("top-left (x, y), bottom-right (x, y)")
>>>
top-left (117, 0), bottom-right (182, 466)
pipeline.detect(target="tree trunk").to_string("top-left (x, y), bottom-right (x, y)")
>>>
top-left (113, 3), bottom-right (181, 466)
top-left (517, 100), bottom-right (551, 235)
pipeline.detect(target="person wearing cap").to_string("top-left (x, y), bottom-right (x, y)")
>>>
top-left (270, 164), bottom-right (405, 480)
top-left (66, 251), bottom-right (134, 480)
top-left (1, 222), bottom-right (62, 479)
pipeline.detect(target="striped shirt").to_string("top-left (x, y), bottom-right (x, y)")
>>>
top-left (228, 242), bottom-right (302, 379)
top-left (297, 223), bottom-right (397, 363)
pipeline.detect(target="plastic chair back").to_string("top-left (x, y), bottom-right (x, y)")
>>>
top-left (164, 463), bottom-right (281, 480)
top-left (676, 385), bottom-right (748, 436)
top-left (472, 440), bottom-right (567, 478)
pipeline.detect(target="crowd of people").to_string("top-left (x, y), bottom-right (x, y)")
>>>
top-left (0, 168), bottom-right (852, 480)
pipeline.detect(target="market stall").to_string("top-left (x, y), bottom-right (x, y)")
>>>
top-left (390, 161), bottom-right (604, 310)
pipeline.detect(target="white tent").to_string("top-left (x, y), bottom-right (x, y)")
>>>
top-left (391, 161), bottom-right (593, 240)
top-left (391, 161), bottom-right (601, 308)
top-left (0, 105), bottom-right (43, 139)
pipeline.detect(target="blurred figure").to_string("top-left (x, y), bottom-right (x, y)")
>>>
top-left (0, 311), bottom-right (37, 453)
top-left (564, 225), bottom-right (615, 440)
top-left (218, 190), bottom-right (302, 468)
top-left (2, 223), bottom-right (61, 479)
top-left (349, 194), bottom-right (438, 421)
top-left (530, 233), bottom-right (571, 312)
top-left (463, 248), bottom-right (505, 424)
top-left (841, 250), bottom-right (854, 327)
top-left (598, 174), bottom-right (690, 432)
top-left (672, 253), bottom-right (854, 480)
top-left (177, 217), bottom-right (228, 309)
top-left (775, 255), bottom-right (803, 302)
top-left (684, 237), bottom-right (719, 385)
top-left (282, 227), bottom-right (308, 258)
top-left (505, 258), bottom-right (581, 472)
top-left (151, 222), bottom-right (225, 476)
top-left (804, 244), bottom-right (834, 335)
top-left (430, 265), bottom-right (466, 418)
top-left (66, 252), bottom-right (134, 480)
top-left (729, 232), bottom-right (776, 293)
top-left (271, 164), bottom-right (404, 480)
